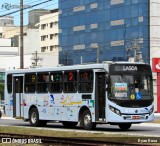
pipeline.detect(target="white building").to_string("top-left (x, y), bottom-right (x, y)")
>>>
top-left (0, 38), bottom-right (18, 69)
top-left (0, 8), bottom-right (59, 69)
top-left (39, 9), bottom-right (59, 54)
top-left (0, 16), bottom-right (14, 26)
top-left (21, 28), bottom-right (40, 55)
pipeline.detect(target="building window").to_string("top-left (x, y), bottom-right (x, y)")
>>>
top-left (50, 46), bottom-right (54, 51)
top-left (41, 24), bottom-right (47, 30)
top-left (50, 45), bottom-right (58, 51)
top-left (41, 35), bottom-right (48, 41)
top-left (41, 47), bottom-right (46, 52)
top-left (50, 34), bottom-right (53, 39)
top-left (50, 22), bottom-right (53, 28)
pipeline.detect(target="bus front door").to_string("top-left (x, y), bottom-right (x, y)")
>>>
top-left (13, 75), bottom-right (24, 118)
top-left (95, 72), bottom-right (106, 121)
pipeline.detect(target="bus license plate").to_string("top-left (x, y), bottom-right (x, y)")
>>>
top-left (132, 116), bottom-right (140, 120)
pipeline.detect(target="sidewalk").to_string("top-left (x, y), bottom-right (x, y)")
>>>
top-left (154, 113), bottom-right (160, 117)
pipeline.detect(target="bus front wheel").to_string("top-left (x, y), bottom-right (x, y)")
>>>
top-left (29, 108), bottom-right (40, 127)
top-left (118, 123), bottom-right (132, 130)
top-left (80, 110), bottom-right (96, 130)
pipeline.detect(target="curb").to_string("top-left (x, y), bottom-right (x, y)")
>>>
top-left (1, 117), bottom-right (16, 120)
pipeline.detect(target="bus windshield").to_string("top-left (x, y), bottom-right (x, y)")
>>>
top-left (109, 75), bottom-right (153, 101)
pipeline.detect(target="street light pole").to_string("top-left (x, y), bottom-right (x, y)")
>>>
top-left (20, 0), bottom-right (24, 68)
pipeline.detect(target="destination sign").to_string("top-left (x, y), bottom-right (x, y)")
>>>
top-left (109, 64), bottom-right (152, 75)
top-left (122, 66), bottom-right (138, 71)
top-left (115, 65), bottom-right (138, 72)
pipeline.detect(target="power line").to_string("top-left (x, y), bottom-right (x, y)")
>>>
top-left (0, 0), bottom-right (53, 17)
top-left (0, 0), bottom-right (47, 14)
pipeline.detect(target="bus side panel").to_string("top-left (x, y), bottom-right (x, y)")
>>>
top-left (5, 93), bottom-right (13, 118)
top-left (23, 106), bottom-right (29, 119)
top-left (23, 94), bottom-right (37, 119)
top-left (65, 106), bottom-right (78, 121)
top-left (37, 93), bottom-right (79, 121)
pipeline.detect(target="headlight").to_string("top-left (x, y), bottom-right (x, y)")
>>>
top-left (109, 105), bottom-right (121, 116)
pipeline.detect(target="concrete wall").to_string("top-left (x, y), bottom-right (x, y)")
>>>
top-left (21, 28), bottom-right (40, 55)
top-left (0, 38), bottom-right (11, 46)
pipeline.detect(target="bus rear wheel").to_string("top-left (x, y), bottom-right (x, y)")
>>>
top-left (29, 108), bottom-right (40, 127)
top-left (62, 121), bottom-right (78, 128)
top-left (118, 123), bottom-right (132, 130)
top-left (80, 110), bottom-right (96, 130)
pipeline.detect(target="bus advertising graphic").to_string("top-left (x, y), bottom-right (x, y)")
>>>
top-left (152, 58), bottom-right (160, 112)
top-left (152, 58), bottom-right (160, 72)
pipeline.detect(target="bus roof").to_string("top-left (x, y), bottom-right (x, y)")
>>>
top-left (5, 62), bottom-right (148, 74)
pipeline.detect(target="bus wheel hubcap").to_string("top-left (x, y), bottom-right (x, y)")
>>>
top-left (84, 114), bottom-right (91, 126)
top-left (31, 112), bottom-right (37, 123)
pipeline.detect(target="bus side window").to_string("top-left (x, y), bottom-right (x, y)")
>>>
top-left (37, 72), bottom-right (49, 93)
top-left (79, 70), bottom-right (93, 93)
top-left (64, 71), bottom-right (77, 93)
top-left (7, 74), bottom-right (12, 93)
top-left (50, 72), bottom-right (62, 93)
top-left (25, 73), bottom-right (36, 93)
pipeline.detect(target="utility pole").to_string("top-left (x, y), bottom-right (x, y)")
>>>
top-left (126, 39), bottom-right (143, 62)
top-left (20, 0), bottom-right (24, 68)
top-left (31, 51), bottom-right (43, 67)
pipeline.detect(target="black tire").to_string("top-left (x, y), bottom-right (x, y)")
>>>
top-left (118, 123), bottom-right (132, 130)
top-left (23, 119), bottom-right (29, 122)
top-left (62, 121), bottom-right (78, 128)
top-left (29, 108), bottom-right (40, 127)
top-left (40, 120), bottom-right (48, 127)
top-left (80, 110), bottom-right (96, 130)
top-left (0, 110), bottom-right (2, 118)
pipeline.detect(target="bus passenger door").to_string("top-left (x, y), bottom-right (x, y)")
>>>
top-left (95, 72), bottom-right (106, 121)
top-left (13, 75), bottom-right (24, 118)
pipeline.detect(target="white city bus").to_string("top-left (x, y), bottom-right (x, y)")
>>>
top-left (5, 62), bottom-right (154, 130)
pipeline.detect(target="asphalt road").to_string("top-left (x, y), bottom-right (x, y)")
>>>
top-left (0, 117), bottom-right (160, 137)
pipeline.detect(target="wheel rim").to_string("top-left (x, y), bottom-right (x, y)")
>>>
top-left (31, 112), bottom-right (37, 124)
top-left (84, 114), bottom-right (91, 126)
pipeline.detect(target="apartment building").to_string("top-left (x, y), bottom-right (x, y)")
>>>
top-left (39, 9), bottom-right (59, 53)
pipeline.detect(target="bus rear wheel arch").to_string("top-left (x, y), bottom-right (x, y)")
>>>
top-left (80, 109), bottom-right (96, 130)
